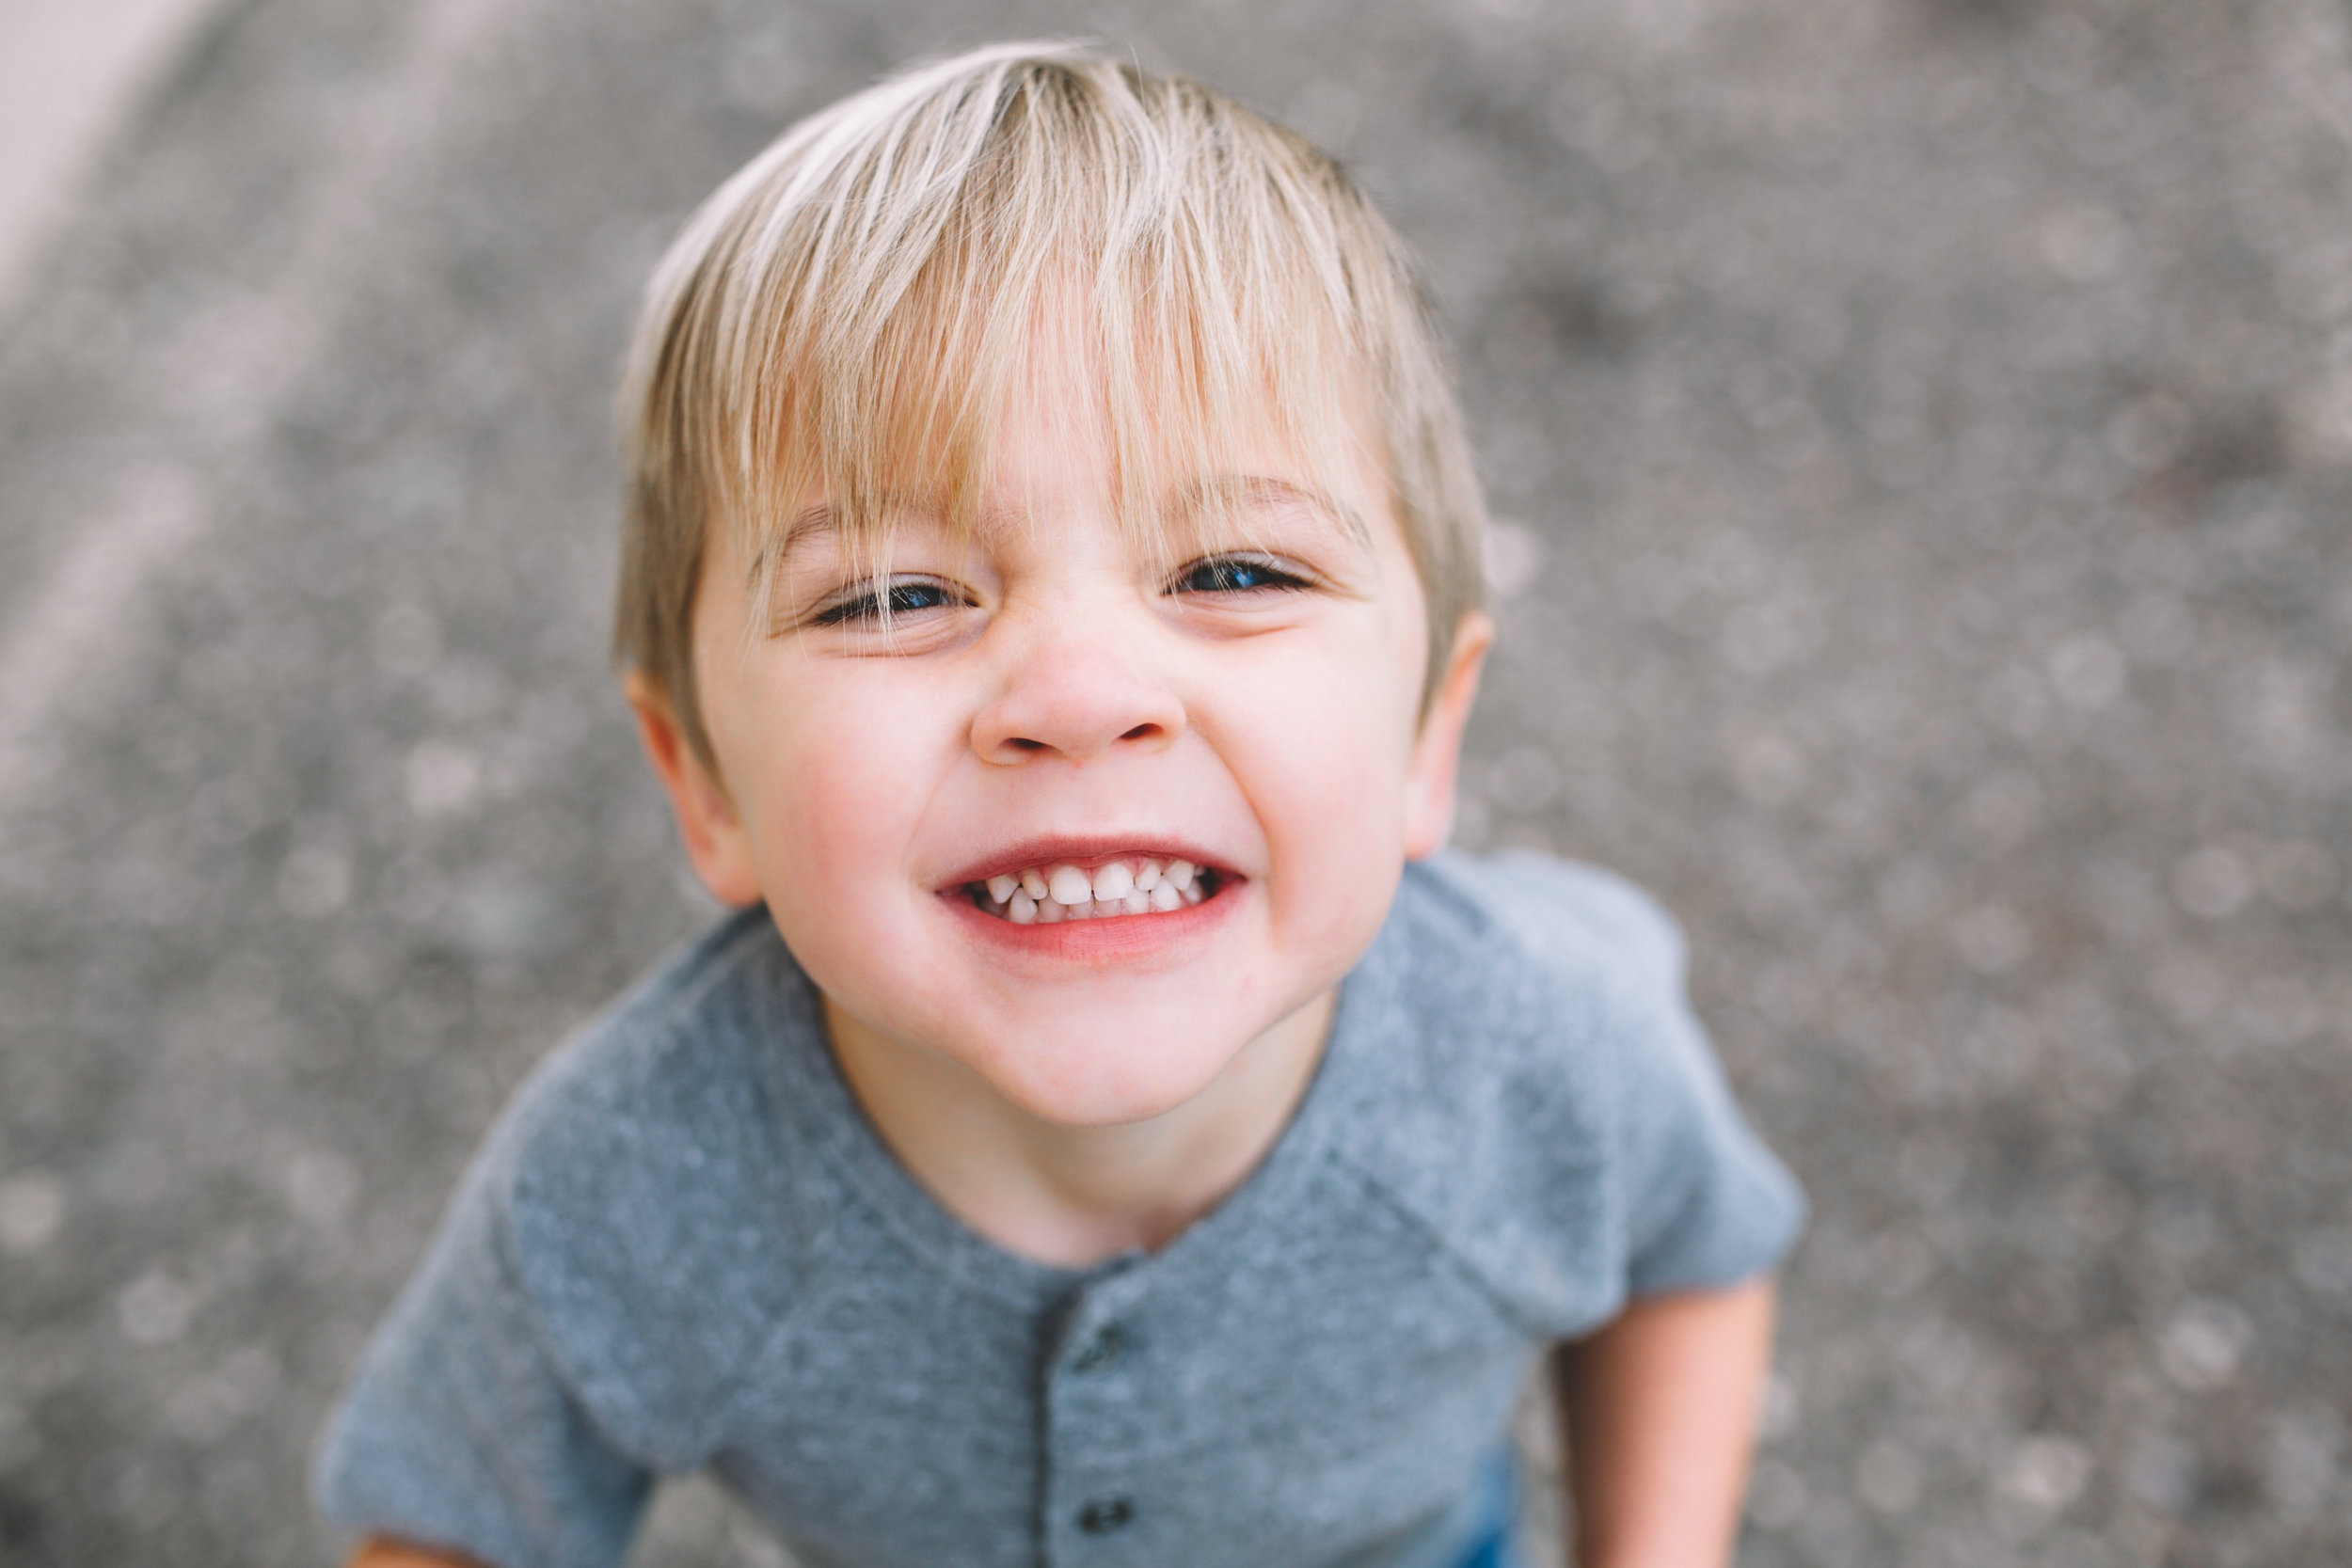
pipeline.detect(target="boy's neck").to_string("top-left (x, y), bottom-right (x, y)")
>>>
top-left (822, 990), bottom-right (1336, 1270)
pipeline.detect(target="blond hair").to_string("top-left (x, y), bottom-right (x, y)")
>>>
top-left (615, 41), bottom-right (1487, 767)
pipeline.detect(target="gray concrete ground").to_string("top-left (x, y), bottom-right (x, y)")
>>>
top-left (0, 0), bottom-right (222, 315)
top-left (0, 1), bottom-right (2347, 1564)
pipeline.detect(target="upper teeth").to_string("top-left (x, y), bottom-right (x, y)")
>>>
top-left (974, 858), bottom-right (1206, 923)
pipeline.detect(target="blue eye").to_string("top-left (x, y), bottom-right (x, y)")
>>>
top-left (815, 578), bottom-right (961, 625)
top-left (1172, 555), bottom-right (1309, 594)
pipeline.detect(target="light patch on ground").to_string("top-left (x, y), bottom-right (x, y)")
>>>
top-left (0, 0), bottom-right (226, 312)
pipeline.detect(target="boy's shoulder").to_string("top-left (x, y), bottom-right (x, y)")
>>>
top-left (1368, 848), bottom-right (1695, 1104)
top-left (1395, 848), bottom-right (1689, 989)
top-left (465, 906), bottom-right (828, 1456)
top-left (1326, 851), bottom-right (1797, 1328)
top-left (486, 905), bottom-right (804, 1203)
top-left (494, 902), bottom-right (799, 1138)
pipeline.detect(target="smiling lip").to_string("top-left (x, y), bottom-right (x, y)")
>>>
top-left (941, 865), bottom-right (1239, 959)
top-left (932, 833), bottom-right (1242, 961)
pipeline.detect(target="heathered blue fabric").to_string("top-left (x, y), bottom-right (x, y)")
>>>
top-left (314, 852), bottom-right (1804, 1568)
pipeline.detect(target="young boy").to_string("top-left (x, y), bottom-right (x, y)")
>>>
top-left (316, 42), bottom-right (1802, 1568)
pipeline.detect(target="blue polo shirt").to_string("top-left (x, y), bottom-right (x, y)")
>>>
top-left (315, 852), bottom-right (1804, 1568)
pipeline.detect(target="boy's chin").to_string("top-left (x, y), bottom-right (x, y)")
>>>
top-left (970, 1031), bottom-right (1252, 1130)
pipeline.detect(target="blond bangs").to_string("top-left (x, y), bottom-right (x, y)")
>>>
top-left (617, 43), bottom-right (1487, 767)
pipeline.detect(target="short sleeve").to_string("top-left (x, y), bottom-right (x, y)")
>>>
top-left (1462, 851), bottom-right (1804, 1298)
top-left (1609, 928), bottom-right (1806, 1297)
top-left (313, 1150), bottom-right (652, 1568)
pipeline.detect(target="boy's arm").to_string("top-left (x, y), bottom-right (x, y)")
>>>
top-left (347, 1539), bottom-right (491, 1568)
top-left (1549, 1276), bottom-right (1775, 1568)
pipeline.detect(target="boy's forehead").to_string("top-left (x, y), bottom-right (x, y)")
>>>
top-left (755, 347), bottom-right (1393, 566)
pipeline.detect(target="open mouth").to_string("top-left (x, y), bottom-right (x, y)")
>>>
top-left (961, 856), bottom-right (1224, 924)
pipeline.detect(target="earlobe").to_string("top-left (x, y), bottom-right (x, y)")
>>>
top-left (1402, 613), bottom-right (1493, 862)
top-left (624, 673), bottom-right (766, 907)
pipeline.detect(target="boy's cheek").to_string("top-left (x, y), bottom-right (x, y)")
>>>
top-left (1221, 642), bottom-right (1422, 827)
top-left (758, 709), bottom-right (941, 886)
top-left (1216, 668), bottom-right (1416, 927)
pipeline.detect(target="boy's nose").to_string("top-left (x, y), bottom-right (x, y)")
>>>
top-left (969, 628), bottom-right (1186, 767)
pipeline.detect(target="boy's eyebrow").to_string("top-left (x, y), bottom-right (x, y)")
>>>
top-left (748, 477), bottom-right (1371, 584)
top-left (1182, 475), bottom-right (1373, 548)
top-left (764, 504), bottom-right (836, 567)
top-left (746, 502), bottom-right (867, 584)
top-left (745, 507), bottom-right (819, 586)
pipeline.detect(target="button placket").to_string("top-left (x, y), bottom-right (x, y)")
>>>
top-left (1069, 1321), bottom-right (1124, 1373)
top-left (1044, 1271), bottom-right (1149, 1561)
top-left (1076, 1497), bottom-right (1134, 1534)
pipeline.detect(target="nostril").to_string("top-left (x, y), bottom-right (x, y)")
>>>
top-left (1120, 723), bottom-right (1156, 740)
top-left (1008, 737), bottom-right (1047, 752)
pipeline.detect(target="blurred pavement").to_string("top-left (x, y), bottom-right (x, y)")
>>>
top-left (0, 0), bottom-right (224, 314)
top-left (0, 2), bottom-right (2347, 1565)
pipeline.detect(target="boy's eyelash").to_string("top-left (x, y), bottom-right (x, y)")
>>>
top-left (807, 557), bottom-right (1307, 625)
top-left (812, 578), bottom-right (965, 626)
top-left (1168, 554), bottom-right (1313, 595)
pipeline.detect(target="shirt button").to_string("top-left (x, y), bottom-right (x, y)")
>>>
top-left (1077, 1497), bottom-right (1134, 1534)
top-left (1070, 1323), bottom-right (1124, 1373)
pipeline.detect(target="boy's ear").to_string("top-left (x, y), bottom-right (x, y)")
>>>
top-left (624, 672), bottom-right (765, 908)
top-left (1402, 612), bottom-right (1493, 862)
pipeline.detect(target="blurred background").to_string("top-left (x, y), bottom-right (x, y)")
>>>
top-left (0, 0), bottom-right (2346, 1564)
